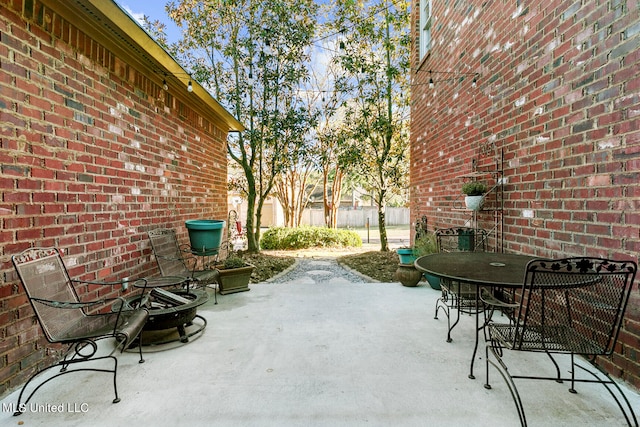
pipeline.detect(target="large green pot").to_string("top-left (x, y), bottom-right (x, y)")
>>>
top-left (185, 219), bottom-right (226, 256)
top-left (423, 272), bottom-right (441, 290)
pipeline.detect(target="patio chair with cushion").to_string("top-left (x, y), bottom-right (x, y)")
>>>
top-left (484, 257), bottom-right (638, 426)
top-left (147, 228), bottom-right (219, 303)
top-left (11, 247), bottom-right (149, 415)
top-left (434, 227), bottom-right (488, 342)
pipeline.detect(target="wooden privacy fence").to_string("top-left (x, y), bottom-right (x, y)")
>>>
top-left (300, 207), bottom-right (410, 228)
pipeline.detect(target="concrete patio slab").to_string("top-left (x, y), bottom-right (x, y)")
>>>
top-left (1, 265), bottom-right (638, 427)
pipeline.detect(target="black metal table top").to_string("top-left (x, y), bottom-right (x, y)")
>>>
top-left (415, 252), bottom-right (537, 287)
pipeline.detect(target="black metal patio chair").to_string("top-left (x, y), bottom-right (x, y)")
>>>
top-left (147, 228), bottom-right (219, 303)
top-left (483, 257), bottom-right (638, 426)
top-left (434, 227), bottom-right (488, 342)
top-left (11, 247), bottom-right (149, 415)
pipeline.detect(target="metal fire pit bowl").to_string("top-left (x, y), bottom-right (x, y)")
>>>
top-left (124, 288), bottom-right (209, 345)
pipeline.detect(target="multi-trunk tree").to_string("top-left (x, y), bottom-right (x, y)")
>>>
top-left (146, 0), bottom-right (410, 252)
top-left (331, 0), bottom-right (411, 251)
top-left (162, 0), bottom-right (318, 252)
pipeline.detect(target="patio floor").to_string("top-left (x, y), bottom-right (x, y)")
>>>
top-left (1, 259), bottom-right (639, 427)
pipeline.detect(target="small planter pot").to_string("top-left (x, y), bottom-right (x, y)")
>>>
top-left (393, 264), bottom-right (423, 287)
top-left (215, 264), bottom-right (254, 295)
top-left (396, 248), bottom-right (417, 265)
top-left (464, 195), bottom-right (484, 211)
top-left (457, 229), bottom-right (476, 251)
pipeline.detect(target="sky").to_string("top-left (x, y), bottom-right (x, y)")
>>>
top-left (113, 0), bottom-right (335, 90)
top-left (114, 0), bottom-right (182, 43)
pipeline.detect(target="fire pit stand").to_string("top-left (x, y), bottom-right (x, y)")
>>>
top-left (129, 276), bottom-right (210, 346)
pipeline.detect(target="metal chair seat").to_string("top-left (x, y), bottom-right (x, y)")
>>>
top-left (11, 247), bottom-right (149, 415)
top-left (434, 227), bottom-right (489, 342)
top-left (148, 228), bottom-right (220, 303)
top-left (484, 257), bottom-right (638, 426)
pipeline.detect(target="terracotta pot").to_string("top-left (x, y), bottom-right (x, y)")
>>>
top-left (393, 264), bottom-right (422, 287)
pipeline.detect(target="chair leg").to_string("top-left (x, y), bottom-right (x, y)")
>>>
top-left (13, 355), bottom-right (120, 416)
top-left (448, 297), bottom-right (463, 342)
top-left (137, 333), bottom-right (145, 364)
top-left (434, 297), bottom-right (453, 342)
top-left (112, 356), bottom-right (121, 403)
top-left (484, 343), bottom-right (528, 427)
top-left (573, 359), bottom-right (639, 427)
top-left (546, 350), bottom-right (562, 384)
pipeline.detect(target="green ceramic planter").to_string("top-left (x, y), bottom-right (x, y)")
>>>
top-left (185, 219), bottom-right (225, 256)
top-left (423, 272), bottom-right (441, 290)
top-left (396, 248), bottom-right (417, 265)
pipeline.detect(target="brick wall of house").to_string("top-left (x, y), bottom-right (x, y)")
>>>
top-left (0, 1), bottom-right (230, 396)
top-left (411, 1), bottom-right (640, 388)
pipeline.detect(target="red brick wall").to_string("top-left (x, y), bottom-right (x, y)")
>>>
top-left (0, 1), bottom-right (229, 395)
top-left (411, 1), bottom-right (640, 388)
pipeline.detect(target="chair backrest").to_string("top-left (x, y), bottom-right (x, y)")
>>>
top-left (12, 247), bottom-right (86, 343)
top-left (514, 257), bottom-right (637, 355)
top-left (148, 228), bottom-right (190, 277)
top-left (435, 227), bottom-right (487, 252)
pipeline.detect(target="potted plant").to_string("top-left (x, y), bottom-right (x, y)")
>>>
top-left (394, 232), bottom-right (439, 288)
top-left (396, 247), bottom-right (417, 265)
top-left (413, 232), bottom-right (441, 290)
top-left (462, 181), bottom-right (487, 211)
top-left (214, 252), bottom-right (254, 295)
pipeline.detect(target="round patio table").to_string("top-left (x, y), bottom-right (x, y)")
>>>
top-left (415, 252), bottom-right (537, 379)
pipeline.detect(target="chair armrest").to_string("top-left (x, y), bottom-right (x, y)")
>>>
top-left (32, 295), bottom-right (140, 311)
top-left (30, 297), bottom-right (107, 309)
top-left (178, 246), bottom-right (199, 269)
top-left (480, 288), bottom-right (519, 309)
top-left (72, 278), bottom-right (147, 291)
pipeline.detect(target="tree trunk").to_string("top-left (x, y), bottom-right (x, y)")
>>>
top-left (245, 187), bottom-right (259, 253)
top-left (376, 190), bottom-right (389, 252)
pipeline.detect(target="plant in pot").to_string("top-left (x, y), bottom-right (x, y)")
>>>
top-left (413, 232), bottom-right (441, 290)
top-left (462, 181), bottom-right (487, 211)
top-left (214, 252), bottom-right (254, 295)
top-left (396, 246), bottom-right (417, 265)
top-left (394, 232), bottom-right (438, 288)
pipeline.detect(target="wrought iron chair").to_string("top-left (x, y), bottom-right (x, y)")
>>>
top-left (434, 227), bottom-right (488, 342)
top-left (147, 228), bottom-right (219, 303)
top-left (484, 257), bottom-right (638, 426)
top-left (11, 247), bottom-right (149, 415)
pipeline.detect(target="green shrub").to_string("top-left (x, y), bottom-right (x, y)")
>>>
top-left (260, 226), bottom-right (362, 250)
top-left (461, 181), bottom-right (487, 196)
top-left (413, 233), bottom-right (438, 256)
top-left (223, 254), bottom-right (246, 269)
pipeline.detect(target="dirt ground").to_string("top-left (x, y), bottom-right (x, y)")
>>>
top-left (245, 226), bottom-right (411, 283)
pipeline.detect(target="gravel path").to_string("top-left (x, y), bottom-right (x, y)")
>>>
top-left (268, 257), bottom-right (369, 284)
